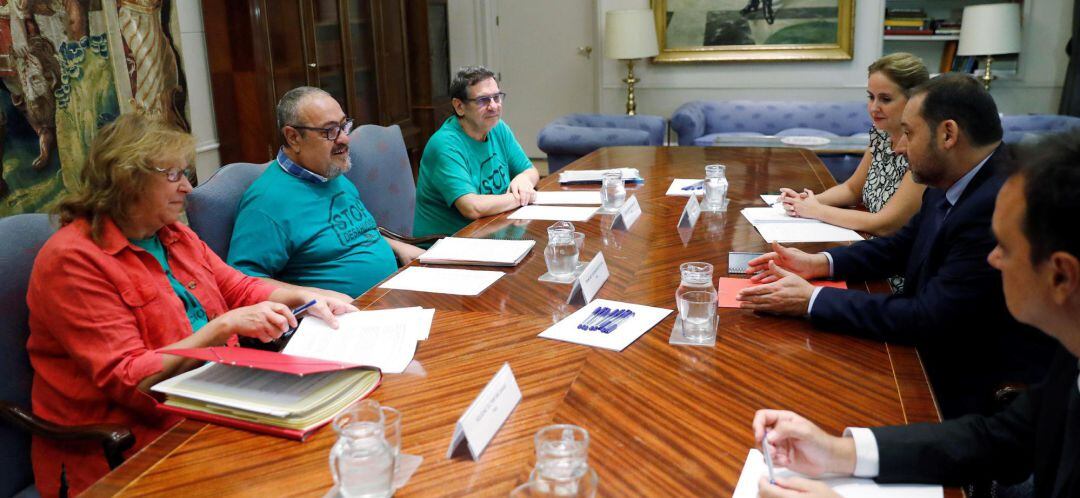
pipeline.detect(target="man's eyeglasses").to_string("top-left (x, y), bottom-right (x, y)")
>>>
top-left (153, 166), bottom-right (194, 182)
top-left (289, 118), bottom-right (355, 141)
top-left (464, 92), bottom-right (506, 108)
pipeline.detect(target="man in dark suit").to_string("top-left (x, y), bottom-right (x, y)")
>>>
top-left (737, 74), bottom-right (1055, 417)
top-left (749, 130), bottom-right (1080, 498)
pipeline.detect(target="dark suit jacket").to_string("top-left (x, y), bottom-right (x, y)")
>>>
top-left (811, 147), bottom-right (1055, 417)
top-left (871, 347), bottom-right (1079, 498)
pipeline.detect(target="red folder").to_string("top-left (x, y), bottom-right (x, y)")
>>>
top-left (155, 347), bottom-right (382, 440)
top-left (717, 277), bottom-right (847, 308)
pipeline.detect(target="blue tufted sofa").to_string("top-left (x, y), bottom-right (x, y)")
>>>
top-left (1001, 114), bottom-right (1080, 144)
top-left (537, 114), bottom-right (666, 173)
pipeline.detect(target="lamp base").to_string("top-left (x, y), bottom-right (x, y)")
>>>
top-left (623, 59), bottom-right (638, 116)
top-left (979, 55), bottom-right (996, 91)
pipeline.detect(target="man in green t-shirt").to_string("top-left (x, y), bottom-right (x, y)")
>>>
top-left (228, 87), bottom-right (424, 299)
top-left (413, 66), bottom-right (540, 237)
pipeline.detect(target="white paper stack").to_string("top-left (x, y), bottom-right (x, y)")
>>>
top-left (533, 191), bottom-right (603, 205)
top-left (379, 266), bottom-right (504, 296)
top-left (419, 237), bottom-right (536, 266)
top-left (732, 449), bottom-right (943, 498)
top-left (741, 207), bottom-right (864, 243)
top-left (283, 307), bottom-right (435, 374)
top-left (507, 205), bottom-right (598, 222)
top-left (558, 168), bottom-right (643, 184)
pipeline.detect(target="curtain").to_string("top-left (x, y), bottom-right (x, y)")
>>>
top-left (1059, 0), bottom-right (1080, 116)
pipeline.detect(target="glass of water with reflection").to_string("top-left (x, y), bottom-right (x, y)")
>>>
top-left (675, 262), bottom-right (718, 343)
top-left (543, 222), bottom-right (579, 281)
top-left (598, 170), bottom-right (626, 213)
top-left (702, 164), bottom-right (728, 212)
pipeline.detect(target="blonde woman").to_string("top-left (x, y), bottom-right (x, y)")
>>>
top-left (25, 113), bottom-right (355, 496)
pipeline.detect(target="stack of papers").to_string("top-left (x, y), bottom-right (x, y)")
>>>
top-left (507, 205), bottom-right (598, 222)
top-left (380, 266), bottom-right (505, 295)
top-left (732, 449), bottom-right (943, 498)
top-left (558, 168), bottom-right (643, 184)
top-left (533, 191), bottom-right (603, 205)
top-left (741, 207), bottom-right (864, 243)
top-left (284, 307), bottom-right (434, 373)
top-left (537, 299), bottom-right (672, 351)
top-left (419, 237), bottom-right (535, 266)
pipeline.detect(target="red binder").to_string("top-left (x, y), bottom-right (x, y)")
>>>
top-left (155, 347), bottom-right (382, 441)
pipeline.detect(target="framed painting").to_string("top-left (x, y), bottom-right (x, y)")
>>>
top-left (653, 0), bottom-right (855, 63)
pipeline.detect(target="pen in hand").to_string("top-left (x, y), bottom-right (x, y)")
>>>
top-left (761, 429), bottom-right (776, 485)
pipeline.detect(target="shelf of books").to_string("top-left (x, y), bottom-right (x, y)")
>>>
top-left (882, 1), bottom-right (1020, 77)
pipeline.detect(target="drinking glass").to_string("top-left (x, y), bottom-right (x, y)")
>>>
top-left (702, 164), bottom-right (729, 212)
top-left (543, 222), bottom-right (579, 280)
top-left (509, 424), bottom-right (598, 498)
top-left (380, 406), bottom-right (402, 472)
top-left (675, 262), bottom-right (718, 343)
top-left (599, 171), bottom-right (626, 213)
top-left (329, 400), bottom-right (394, 498)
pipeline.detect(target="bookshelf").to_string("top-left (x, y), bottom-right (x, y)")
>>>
top-left (882, 0), bottom-right (1022, 77)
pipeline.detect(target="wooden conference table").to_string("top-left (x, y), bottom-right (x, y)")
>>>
top-left (87, 147), bottom-right (958, 497)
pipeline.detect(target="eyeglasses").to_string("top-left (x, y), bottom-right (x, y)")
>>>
top-left (464, 92), bottom-right (506, 108)
top-left (153, 166), bottom-right (193, 182)
top-left (289, 118), bottom-right (355, 141)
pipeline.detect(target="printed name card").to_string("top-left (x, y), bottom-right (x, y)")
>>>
top-left (446, 362), bottom-right (521, 460)
top-left (678, 194), bottom-right (701, 229)
top-left (567, 252), bottom-right (609, 305)
top-left (610, 195), bottom-right (641, 231)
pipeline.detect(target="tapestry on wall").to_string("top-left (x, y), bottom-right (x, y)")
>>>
top-left (0, 0), bottom-right (188, 217)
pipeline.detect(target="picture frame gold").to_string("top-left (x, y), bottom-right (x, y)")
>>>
top-left (652, 0), bottom-right (855, 63)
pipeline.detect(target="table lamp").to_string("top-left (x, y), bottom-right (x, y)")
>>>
top-left (604, 9), bottom-right (659, 115)
top-left (957, 3), bottom-right (1022, 91)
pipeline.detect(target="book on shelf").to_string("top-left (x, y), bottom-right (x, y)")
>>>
top-left (884, 28), bottom-right (935, 36)
top-left (885, 7), bottom-right (926, 18)
top-left (884, 19), bottom-right (927, 28)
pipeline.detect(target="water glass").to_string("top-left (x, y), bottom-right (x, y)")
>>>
top-left (703, 164), bottom-right (729, 212)
top-left (380, 406), bottom-right (402, 470)
top-left (599, 171), bottom-right (626, 213)
top-left (510, 424), bottom-right (598, 498)
top-left (675, 262), bottom-right (718, 343)
top-left (544, 223), bottom-right (580, 280)
top-left (572, 232), bottom-right (585, 256)
top-left (330, 400), bottom-right (394, 498)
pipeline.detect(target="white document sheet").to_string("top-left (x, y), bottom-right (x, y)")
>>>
top-left (533, 191), bottom-right (603, 205)
top-left (283, 310), bottom-right (422, 374)
top-left (537, 298), bottom-right (672, 351)
top-left (760, 194), bottom-right (781, 205)
top-left (753, 222), bottom-right (864, 243)
top-left (733, 449), bottom-right (943, 498)
top-left (741, 206), bottom-right (817, 224)
top-left (324, 306), bottom-right (434, 340)
top-left (665, 178), bottom-right (705, 197)
top-left (379, 266), bottom-right (504, 296)
top-left (507, 205), bottom-right (598, 222)
top-left (419, 237), bottom-right (535, 266)
top-left (558, 168), bottom-right (643, 184)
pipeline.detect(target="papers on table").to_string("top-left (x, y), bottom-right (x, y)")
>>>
top-left (665, 178), bottom-right (705, 197)
top-left (537, 298), bottom-right (672, 351)
top-left (558, 168), bottom-right (643, 184)
top-left (533, 191), bottom-right (602, 205)
top-left (284, 307), bottom-right (434, 374)
top-left (380, 266), bottom-right (504, 296)
top-left (741, 207), bottom-right (864, 243)
top-left (419, 237), bottom-right (535, 266)
top-left (716, 277), bottom-right (847, 308)
top-left (760, 194), bottom-right (781, 205)
top-left (733, 449), bottom-right (943, 498)
top-left (507, 205), bottom-right (598, 222)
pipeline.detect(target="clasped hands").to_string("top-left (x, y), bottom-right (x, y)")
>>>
top-left (752, 409), bottom-right (855, 498)
top-left (736, 242), bottom-right (830, 316)
top-left (779, 187), bottom-right (825, 220)
top-left (509, 175), bottom-right (537, 206)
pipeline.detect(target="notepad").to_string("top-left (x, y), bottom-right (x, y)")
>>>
top-left (419, 237), bottom-right (536, 266)
top-left (558, 168), bottom-right (644, 184)
top-left (379, 266), bottom-right (504, 295)
top-left (507, 205), bottom-right (598, 222)
top-left (732, 449), bottom-right (943, 498)
top-left (728, 252), bottom-right (764, 274)
top-left (741, 207), bottom-right (864, 243)
top-left (533, 191), bottom-right (603, 205)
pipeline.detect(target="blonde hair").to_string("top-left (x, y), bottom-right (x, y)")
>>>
top-left (868, 52), bottom-right (930, 96)
top-left (56, 113), bottom-right (196, 242)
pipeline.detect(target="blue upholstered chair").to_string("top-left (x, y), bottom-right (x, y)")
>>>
top-left (0, 214), bottom-right (133, 498)
top-left (186, 162), bottom-right (269, 259)
top-left (346, 124), bottom-right (442, 245)
top-left (1001, 114), bottom-right (1080, 144)
top-left (537, 114), bottom-right (666, 173)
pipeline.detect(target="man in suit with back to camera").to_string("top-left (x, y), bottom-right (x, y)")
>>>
top-left (750, 129), bottom-right (1080, 498)
top-left (736, 73), bottom-right (1055, 418)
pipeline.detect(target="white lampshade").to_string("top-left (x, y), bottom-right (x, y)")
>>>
top-left (604, 9), bottom-right (659, 60)
top-left (957, 3), bottom-right (1022, 56)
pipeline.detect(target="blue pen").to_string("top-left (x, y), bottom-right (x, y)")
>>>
top-left (280, 299), bottom-right (318, 340)
top-left (681, 181), bottom-right (705, 191)
top-left (578, 307), bottom-right (610, 330)
top-left (591, 309), bottom-right (631, 331)
top-left (600, 310), bottom-right (635, 333)
top-left (762, 429), bottom-right (776, 485)
top-left (588, 308), bottom-right (620, 331)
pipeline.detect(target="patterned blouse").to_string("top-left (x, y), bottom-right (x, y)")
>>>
top-left (861, 127), bottom-right (909, 293)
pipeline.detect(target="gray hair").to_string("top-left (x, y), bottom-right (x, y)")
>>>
top-left (276, 86), bottom-right (332, 132)
top-left (449, 66), bottom-right (497, 103)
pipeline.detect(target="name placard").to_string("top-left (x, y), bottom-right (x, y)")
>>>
top-left (610, 195), bottom-right (641, 231)
top-left (567, 252), bottom-right (609, 305)
top-left (446, 362), bottom-right (521, 460)
top-left (678, 194), bottom-right (701, 229)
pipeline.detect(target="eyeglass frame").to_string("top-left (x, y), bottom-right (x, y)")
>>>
top-left (153, 165), bottom-right (194, 183)
top-left (287, 118), bottom-right (355, 141)
top-left (461, 92), bottom-right (507, 108)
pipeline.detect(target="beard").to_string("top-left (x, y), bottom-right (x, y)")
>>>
top-left (325, 154), bottom-right (351, 179)
top-left (909, 139), bottom-right (947, 187)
